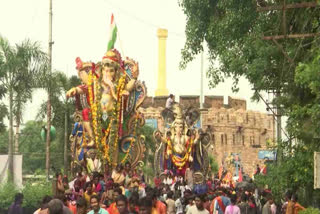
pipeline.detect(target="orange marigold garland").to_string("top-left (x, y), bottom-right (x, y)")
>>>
top-left (104, 75), bottom-right (126, 166)
top-left (170, 138), bottom-right (194, 169)
top-left (114, 76), bottom-right (126, 156)
top-left (88, 71), bottom-right (103, 158)
top-left (103, 119), bottom-right (112, 163)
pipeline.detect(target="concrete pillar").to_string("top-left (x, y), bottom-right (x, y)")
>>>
top-left (155, 28), bottom-right (169, 96)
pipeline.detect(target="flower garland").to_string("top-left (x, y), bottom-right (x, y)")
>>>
top-left (170, 138), bottom-right (194, 169)
top-left (90, 73), bottom-right (99, 147)
top-left (116, 75), bottom-right (126, 138)
top-left (88, 72), bottom-right (101, 147)
top-left (87, 71), bottom-right (104, 160)
top-left (103, 119), bottom-right (112, 163)
top-left (94, 74), bottom-right (103, 155)
top-left (106, 75), bottom-right (126, 167)
top-left (86, 71), bottom-right (94, 150)
top-left (87, 71), bottom-right (93, 106)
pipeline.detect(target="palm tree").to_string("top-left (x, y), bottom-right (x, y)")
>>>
top-left (0, 35), bottom-right (48, 182)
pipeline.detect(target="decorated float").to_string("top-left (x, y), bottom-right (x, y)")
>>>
top-left (67, 15), bottom-right (147, 174)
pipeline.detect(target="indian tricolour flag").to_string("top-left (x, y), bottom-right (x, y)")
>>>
top-left (107, 14), bottom-right (117, 51)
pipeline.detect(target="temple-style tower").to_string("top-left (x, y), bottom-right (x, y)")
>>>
top-left (155, 28), bottom-right (169, 96)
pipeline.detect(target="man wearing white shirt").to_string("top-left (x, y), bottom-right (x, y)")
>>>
top-left (166, 94), bottom-right (174, 109)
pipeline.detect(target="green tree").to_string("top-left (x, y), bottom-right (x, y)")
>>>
top-left (179, 0), bottom-right (319, 93)
top-left (258, 45), bottom-right (320, 206)
top-left (0, 130), bottom-right (8, 154)
top-left (0, 103), bottom-right (8, 133)
top-left (0, 182), bottom-right (18, 211)
top-left (18, 121), bottom-right (46, 174)
top-left (22, 180), bottom-right (52, 210)
top-left (0, 35), bottom-right (48, 181)
top-left (37, 71), bottom-right (80, 174)
top-left (179, 0), bottom-right (320, 205)
top-left (254, 28), bottom-right (320, 207)
top-left (209, 155), bottom-right (219, 174)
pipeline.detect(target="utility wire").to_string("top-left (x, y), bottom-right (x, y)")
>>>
top-left (103, 0), bottom-right (186, 39)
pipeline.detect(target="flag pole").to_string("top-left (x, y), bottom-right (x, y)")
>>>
top-left (117, 28), bottom-right (125, 58)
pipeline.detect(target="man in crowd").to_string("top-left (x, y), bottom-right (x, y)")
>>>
top-left (186, 195), bottom-right (209, 214)
top-left (84, 182), bottom-right (97, 207)
top-left (184, 166), bottom-right (194, 190)
top-left (262, 195), bottom-right (275, 214)
top-left (238, 193), bottom-right (250, 214)
top-left (108, 188), bottom-right (123, 214)
top-left (165, 94), bottom-right (174, 110)
top-left (76, 197), bottom-right (88, 214)
top-left (149, 191), bottom-right (166, 214)
top-left (116, 195), bottom-right (132, 214)
top-left (34, 195), bottom-right (53, 214)
top-left (8, 193), bottom-right (23, 214)
top-left (88, 195), bottom-right (109, 214)
top-left (55, 172), bottom-right (65, 198)
top-left (138, 197), bottom-right (153, 214)
top-left (165, 191), bottom-right (176, 214)
top-left (44, 198), bottom-right (72, 214)
top-left (210, 190), bottom-right (231, 214)
top-left (282, 192), bottom-right (293, 214)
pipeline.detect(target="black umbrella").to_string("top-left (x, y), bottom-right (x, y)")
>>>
top-left (236, 181), bottom-right (255, 191)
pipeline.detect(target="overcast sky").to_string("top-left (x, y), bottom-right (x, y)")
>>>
top-left (0, 0), bottom-right (271, 123)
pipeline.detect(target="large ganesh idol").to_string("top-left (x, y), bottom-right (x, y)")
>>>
top-left (154, 104), bottom-right (211, 178)
top-left (67, 49), bottom-right (146, 174)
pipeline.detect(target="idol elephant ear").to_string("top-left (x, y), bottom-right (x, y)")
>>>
top-left (91, 63), bottom-right (95, 71)
top-left (75, 57), bottom-right (83, 70)
top-left (161, 108), bottom-right (175, 125)
top-left (91, 63), bottom-right (99, 78)
top-left (200, 132), bottom-right (211, 148)
top-left (184, 107), bottom-right (200, 127)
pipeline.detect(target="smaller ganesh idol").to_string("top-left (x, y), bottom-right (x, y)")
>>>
top-left (154, 104), bottom-right (212, 178)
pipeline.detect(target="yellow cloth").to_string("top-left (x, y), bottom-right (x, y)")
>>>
top-left (112, 170), bottom-right (125, 184)
top-left (84, 192), bottom-right (97, 207)
top-left (286, 201), bottom-right (294, 214)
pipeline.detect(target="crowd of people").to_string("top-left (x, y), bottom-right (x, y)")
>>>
top-left (8, 162), bottom-right (306, 214)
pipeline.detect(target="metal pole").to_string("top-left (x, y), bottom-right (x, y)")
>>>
top-left (276, 90), bottom-right (282, 162)
top-left (200, 51), bottom-right (204, 109)
top-left (46, 0), bottom-right (53, 180)
top-left (64, 111), bottom-right (68, 173)
top-left (8, 88), bottom-right (14, 183)
top-left (255, 90), bottom-right (289, 140)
